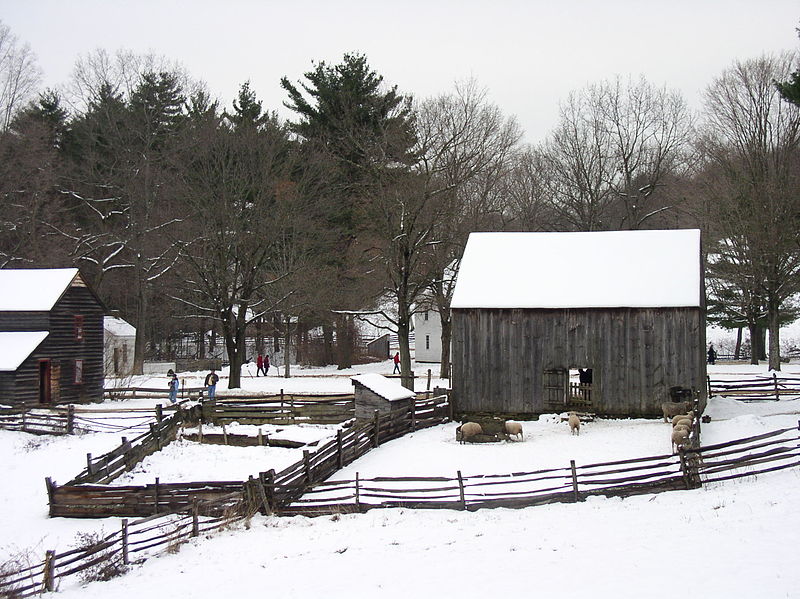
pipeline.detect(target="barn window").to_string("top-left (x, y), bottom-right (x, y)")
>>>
top-left (74, 359), bottom-right (84, 384)
top-left (74, 315), bottom-right (84, 340)
top-left (425, 335), bottom-right (430, 350)
top-left (424, 311), bottom-right (429, 321)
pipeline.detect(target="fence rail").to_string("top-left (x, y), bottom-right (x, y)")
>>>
top-left (707, 374), bottom-right (800, 401)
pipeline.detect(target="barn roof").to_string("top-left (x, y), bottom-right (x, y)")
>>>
top-left (0, 268), bottom-right (84, 311)
top-left (104, 316), bottom-right (136, 337)
top-left (0, 332), bottom-right (49, 371)
top-left (351, 373), bottom-right (415, 401)
top-left (451, 230), bottom-right (701, 309)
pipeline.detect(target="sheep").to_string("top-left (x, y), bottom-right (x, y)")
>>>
top-left (673, 417), bottom-right (692, 429)
top-left (568, 411), bottom-right (581, 435)
top-left (671, 427), bottom-right (690, 452)
top-left (504, 421), bottom-right (523, 441)
top-left (671, 414), bottom-right (691, 426)
top-left (662, 401), bottom-right (692, 422)
top-left (456, 422), bottom-right (482, 444)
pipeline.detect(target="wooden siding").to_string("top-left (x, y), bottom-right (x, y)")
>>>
top-left (451, 307), bottom-right (706, 418)
top-left (0, 285), bottom-right (104, 405)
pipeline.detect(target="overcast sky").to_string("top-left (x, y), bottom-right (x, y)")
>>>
top-left (1, 0), bottom-right (798, 143)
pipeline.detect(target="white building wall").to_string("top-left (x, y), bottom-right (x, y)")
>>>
top-left (413, 310), bottom-right (442, 363)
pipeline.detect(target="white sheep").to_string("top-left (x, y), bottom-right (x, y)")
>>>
top-left (504, 421), bottom-right (523, 441)
top-left (456, 422), bottom-right (482, 444)
top-left (673, 417), bottom-right (692, 429)
top-left (671, 427), bottom-right (690, 452)
top-left (662, 401), bottom-right (692, 422)
top-left (568, 412), bottom-right (580, 435)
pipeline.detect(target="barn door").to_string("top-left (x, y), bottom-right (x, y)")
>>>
top-left (543, 368), bottom-right (567, 410)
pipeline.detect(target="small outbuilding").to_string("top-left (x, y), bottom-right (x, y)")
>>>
top-left (450, 230), bottom-right (706, 418)
top-left (0, 268), bottom-right (105, 405)
top-left (104, 316), bottom-right (136, 376)
top-left (352, 373), bottom-right (415, 420)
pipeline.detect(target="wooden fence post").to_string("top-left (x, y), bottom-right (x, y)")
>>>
top-left (570, 460), bottom-right (580, 502)
top-left (427, 369), bottom-right (432, 391)
top-left (155, 404), bottom-right (163, 424)
top-left (21, 409), bottom-right (26, 433)
top-left (336, 429), bottom-right (344, 469)
top-left (66, 404), bottom-right (75, 435)
top-left (86, 453), bottom-right (94, 476)
top-left (258, 428), bottom-right (264, 446)
top-left (373, 410), bottom-right (380, 448)
top-left (773, 372), bottom-right (779, 401)
top-left (678, 448), bottom-right (691, 489)
top-left (303, 450), bottom-right (312, 486)
top-left (706, 375), bottom-right (712, 399)
top-left (121, 519), bottom-right (130, 564)
top-left (150, 423), bottom-right (161, 451)
top-left (222, 424), bottom-right (228, 445)
top-left (259, 472), bottom-right (273, 516)
top-left (290, 394), bottom-right (296, 425)
top-left (355, 472), bottom-right (360, 511)
top-left (411, 401), bottom-right (417, 432)
top-left (154, 477), bottom-right (160, 515)
top-left (457, 470), bottom-right (466, 510)
top-left (198, 421), bottom-right (203, 444)
top-left (265, 469), bottom-right (276, 512)
top-left (45, 477), bottom-right (55, 516)
top-left (43, 550), bottom-right (55, 592)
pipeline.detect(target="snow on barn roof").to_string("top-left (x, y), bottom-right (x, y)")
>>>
top-left (0, 332), bottom-right (49, 371)
top-left (351, 373), bottom-right (415, 401)
top-left (104, 316), bottom-right (136, 337)
top-left (0, 268), bottom-right (81, 311)
top-left (451, 230), bottom-right (701, 309)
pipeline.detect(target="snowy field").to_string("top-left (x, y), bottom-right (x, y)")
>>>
top-left (2, 360), bottom-right (800, 598)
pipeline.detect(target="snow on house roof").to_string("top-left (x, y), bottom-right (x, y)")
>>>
top-left (0, 332), bottom-right (49, 371)
top-left (104, 316), bottom-right (136, 337)
top-left (451, 230), bottom-right (701, 309)
top-left (351, 373), bottom-right (415, 402)
top-left (0, 268), bottom-right (81, 311)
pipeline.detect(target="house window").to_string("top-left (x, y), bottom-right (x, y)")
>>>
top-left (425, 335), bottom-right (430, 350)
top-left (424, 311), bottom-right (429, 321)
top-left (74, 315), bottom-right (84, 341)
top-left (74, 359), bottom-right (84, 384)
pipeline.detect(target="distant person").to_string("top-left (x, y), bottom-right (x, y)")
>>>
top-left (392, 351), bottom-right (401, 374)
top-left (578, 368), bottom-right (593, 384)
top-left (167, 370), bottom-right (179, 404)
top-left (256, 354), bottom-right (264, 376)
top-left (204, 369), bottom-right (219, 399)
top-left (707, 345), bottom-right (717, 365)
top-left (264, 354), bottom-right (270, 375)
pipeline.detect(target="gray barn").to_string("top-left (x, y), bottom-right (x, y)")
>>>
top-left (450, 230), bottom-right (706, 418)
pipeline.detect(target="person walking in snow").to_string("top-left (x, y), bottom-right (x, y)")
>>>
top-left (167, 369), bottom-right (180, 404)
top-left (392, 351), bottom-right (401, 374)
top-left (707, 345), bottom-right (717, 365)
top-left (204, 369), bottom-right (219, 399)
top-left (264, 354), bottom-right (270, 375)
top-left (256, 354), bottom-right (264, 376)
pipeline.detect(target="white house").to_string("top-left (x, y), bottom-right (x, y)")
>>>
top-left (413, 309), bottom-right (443, 363)
top-left (104, 316), bottom-right (136, 376)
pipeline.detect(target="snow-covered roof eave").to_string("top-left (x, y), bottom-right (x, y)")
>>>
top-left (0, 332), bottom-right (49, 371)
top-left (451, 230), bottom-right (702, 310)
top-left (0, 268), bottom-right (80, 311)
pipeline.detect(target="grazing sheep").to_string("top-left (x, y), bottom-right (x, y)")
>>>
top-left (568, 412), bottom-right (581, 435)
top-left (673, 417), bottom-right (692, 429)
top-left (671, 427), bottom-right (690, 452)
top-left (661, 401), bottom-right (692, 422)
top-left (671, 414), bottom-right (691, 426)
top-left (456, 422), bottom-right (483, 444)
top-left (504, 421), bottom-right (523, 441)
top-left (673, 424), bottom-right (691, 436)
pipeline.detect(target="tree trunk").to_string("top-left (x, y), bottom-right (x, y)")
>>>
top-left (767, 299), bottom-right (781, 371)
top-left (197, 319), bottom-right (206, 360)
top-left (748, 324), bottom-right (761, 365)
top-left (396, 302), bottom-right (414, 391)
top-left (283, 315), bottom-right (292, 378)
top-left (322, 323), bottom-right (334, 365)
top-left (439, 315), bottom-right (452, 380)
top-left (335, 314), bottom-right (353, 370)
top-left (734, 327), bottom-right (742, 360)
top-left (132, 277), bottom-right (148, 375)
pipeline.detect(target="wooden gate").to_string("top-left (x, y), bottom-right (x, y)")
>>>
top-left (543, 368), bottom-right (567, 410)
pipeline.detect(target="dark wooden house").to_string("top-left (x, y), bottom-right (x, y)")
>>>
top-left (0, 269), bottom-right (105, 405)
top-left (450, 230), bottom-right (706, 418)
top-left (352, 373), bottom-right (414, 420)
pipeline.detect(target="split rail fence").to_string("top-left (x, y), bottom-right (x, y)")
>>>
top-left (707, 374), bottom-right (800, 401)
top-left (0, 405), bottom-right (163, 436)
top-left (277, 422), bottom-right (800, 517)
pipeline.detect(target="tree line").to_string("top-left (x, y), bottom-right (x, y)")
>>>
top-left (1, 20), bottom-right (799, 384)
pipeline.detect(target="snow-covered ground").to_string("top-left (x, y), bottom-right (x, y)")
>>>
top-left (2, 361), bottom-right (800, 598)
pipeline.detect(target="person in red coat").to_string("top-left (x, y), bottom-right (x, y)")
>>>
top-left (257, 354), bottom-right (264, 376)
top-left (392, 351), bottom-right (400, 374)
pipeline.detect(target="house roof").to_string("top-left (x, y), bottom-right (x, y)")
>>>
top-left (104, 316), bottom-right (136, 337)
top-left (351, 373), bottom-right (415, 401)
top-left (0, 268), bottom-right (83, 311)
top-left (451, 230), bottom-right (701, 309)
top-left (0, 332), bottom-right (49, 371)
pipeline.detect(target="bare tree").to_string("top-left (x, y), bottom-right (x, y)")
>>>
top-left (0, 20), bottom-right (41, 132)
top-left (700, 53), bottom-right (800, 370)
